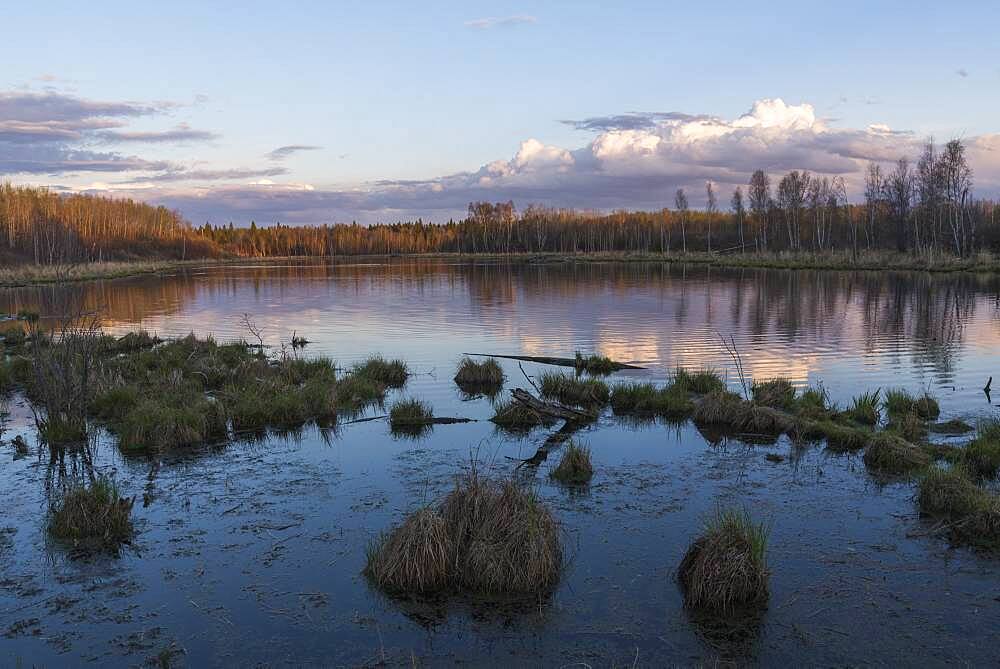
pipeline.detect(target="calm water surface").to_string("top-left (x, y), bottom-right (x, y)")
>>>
top-left (2, 259), bottom-right (1000, 666)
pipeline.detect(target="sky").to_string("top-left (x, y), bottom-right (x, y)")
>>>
top-left (2, 0), bottom-right (999, 225)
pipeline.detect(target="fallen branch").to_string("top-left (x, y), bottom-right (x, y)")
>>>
top-left (463, 352), bottom-right (643, 370)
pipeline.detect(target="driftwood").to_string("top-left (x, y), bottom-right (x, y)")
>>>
top-left (510, 388), bottom-right (597, 423)
top-left (463, 352), bottom-right (643, 371)
top-left (505, 388), bottom-right (596, 469)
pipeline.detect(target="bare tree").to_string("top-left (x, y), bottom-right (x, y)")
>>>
top-left (885, 158), bottom-right (914, 252)
top-left (941, 139), bottom-right (973, 256)
top-left (863, 163), bottom-right (884, 250)
top-left (705, 181), bottom-right (717, 253)
top-left (748, 170), bottom-right (770, 251)
top-left (730, 187), bottom-right (746, 252)
top-left (674, 188), bottom-right (689, 253)
top-left (777, 170), bottom-right (810, 250)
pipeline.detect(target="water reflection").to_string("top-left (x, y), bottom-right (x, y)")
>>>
top-left (3, 259), bottom-right (999, 413)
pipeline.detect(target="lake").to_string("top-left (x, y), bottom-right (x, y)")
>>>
top-left (2, 258), bottom-right (1000, 666)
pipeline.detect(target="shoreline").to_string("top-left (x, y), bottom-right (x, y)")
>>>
top-left (3, 250), bottom-right (1000, 287)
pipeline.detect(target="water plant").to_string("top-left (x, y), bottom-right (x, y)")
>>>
top-left (574, 351), bottom-right (617, 375)
top-left (389, 398), bottom-right (433, 429)
top-left (863, 433), bottom-right (931, 476)
top-left (674, 367), bottom-right (725, 394)
top-left (677, 507), bottom-right (770, 613)
top-left (751, 377), bottom-right (796, 410)
top-left (550, 441), bottom-right (594, 485)
top-left (538, 372), bottom-right (609, 407)
top-left (884, 388), bottom-right (940, 420)
top-left (454, 357), bottom-right (504, 390)
top-left (48, 478), bottom-right (134, 551)
top-left (846, 390), bottom-right (880, 426)
top-left (351, 355), bottom-right (409, 387)
top-left (610, 382), bottom-right (693, 418)
top-left (961, 419), bottom-right (1000, 478)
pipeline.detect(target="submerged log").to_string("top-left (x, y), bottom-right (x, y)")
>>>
top-left (462, 352), bottom-right (643, 371)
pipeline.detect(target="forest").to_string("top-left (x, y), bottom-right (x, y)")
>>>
top-left (2, 138), bottom-right (997, 265)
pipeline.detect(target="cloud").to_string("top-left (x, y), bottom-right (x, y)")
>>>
top-left (116, 97), bottom-right (1000, 225)
top-left (0, 88), bottom-right (217, 175)
top-left (97, 123), bottom-right (219, 143)
top-left (957, 68), bottom-right (969, 78)
top-left (137, 166), bottom-right (289, 183)
top-left (266, 144), bottom-right (322, 161)
top-left (464, 15), bottom-right (536, 29)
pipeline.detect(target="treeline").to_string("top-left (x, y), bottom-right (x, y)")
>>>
top-left (4, 138), bottom-right (999, 265)
top-left (0, 184), bottom-right (216, 264)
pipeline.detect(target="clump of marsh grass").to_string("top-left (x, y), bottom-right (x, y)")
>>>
top-left (677, 507), bottom-right (770, 613)
top-left (928, 418), bottom-right (974, 435)
top-left (364, 507), bottom-right (452, 594)
top-left (610, 382), bottom-right (693, 419)
top-left (751, 378), bottom-right (796, 410)
top-left (863, 433), bottom-right (931, 476)
top-left (48, 478), bottom-right (134, 551)
top-left (352, 355), bottom-right (409, 388)
top-left (917, 466), bottom-right (991, 518)
top-left (453, 357), bottom-right (504, 392)
top-left (846, 390), bottom-right (880, 426)
top-left (884, 388), bottom-right (940, 420)
top-left (334, 374), bottom-right (386, 412)
top-left (365, 471), bottom-right (563, 598)
top-left (674, 367), bottom-right (725, 395)
top-left (117, 395), bottom-right (228, 450)
top-left (794, 385), bottom-right (832, 420)
top-left (574, 351), bottom-right (617, 375)
top-left (809, 420), bottom-right (870, 452)
top-left (538, 373), bottom-right (609, 407)
top-left (961, 419), bottom-right (1000, 478)
top-left (489, 400), bottom-right (552, 431)
top-left (441, 473), bottom-right (562, 595)
top-left (389, 398), bottom-right (433, 431)
top-left (887, 411), bottom-right (929, 443)
top-left (550, 441), bottom-right (594, 485)
top-left (693, 390), bottom-right (792, 437)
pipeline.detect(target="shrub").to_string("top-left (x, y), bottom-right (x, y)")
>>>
top-left (677, 507), bottom-right (769, 613)
top-left (550, 442), bottom-right (594, 485)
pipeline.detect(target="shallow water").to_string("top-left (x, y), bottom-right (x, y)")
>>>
top-left (2, 259), bottom-right (1000, 666)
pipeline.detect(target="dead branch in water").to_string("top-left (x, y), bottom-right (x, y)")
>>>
top-left (463, 352), bottom-right (643, 371)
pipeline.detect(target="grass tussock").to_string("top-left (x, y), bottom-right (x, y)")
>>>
top-left (117, 395), bottom-right (228, 450)
top-left (692, 390), bottom-right (792, 436)
top-left (917, 466), bottom-right (1000, 549)
top-left (809, 420), bottom-right (871, 452)
top-left (884, 388), bottom-right (940, 420)
top-left (928, 418), bottom-right (974, 435)
top-left (674, 367), bottom-right (725, 394)
top-left (846, 390), bottom-right (880, 426)
top-left (48, 478), bottom-right (134, 551)
top-left (389, 398), bottom-right (433, 428)
top-left (863, 433), bottom-right (931, 476)
top-left (887, 411), bottom-right (929, 443)
top-left (538, 372), bottom-right (609, 407)
top-left (550, 441), bottom-right (594, 485)
top-left (364, 507), bottom-right (452, 594)
top-left (677, 507), bottom-right (770, 613)
top-left (610, 382), bottom-right (693, 419)
top-left (573, 351), bottom-right (618, 375)
top-left (794, 385), bottom-right (832, 420)
top-left (454, 357), bottom-right (504, 391)
top-left (351, 355), bottom-right (409, 388)
top-left (961, 419), bottom-right (1000, 478)
top-left (751, 378), bottom-right (796, 410)
top-left (366, 472), bottom-right (562, 597)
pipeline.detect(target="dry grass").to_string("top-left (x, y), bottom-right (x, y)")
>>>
top-left (366, 472), bottom-right (563, 598)
top-left (677, 507), bottom-right (770, 613)
top-left (48, 478), bottom-right (134, 551)
top-left (364, 508), bottom-right (453, 594)
top-left (550, 441), bottom-right (594, 485)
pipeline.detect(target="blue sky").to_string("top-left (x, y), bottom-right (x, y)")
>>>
top-left (2, 1), bottom-right (999, 224)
